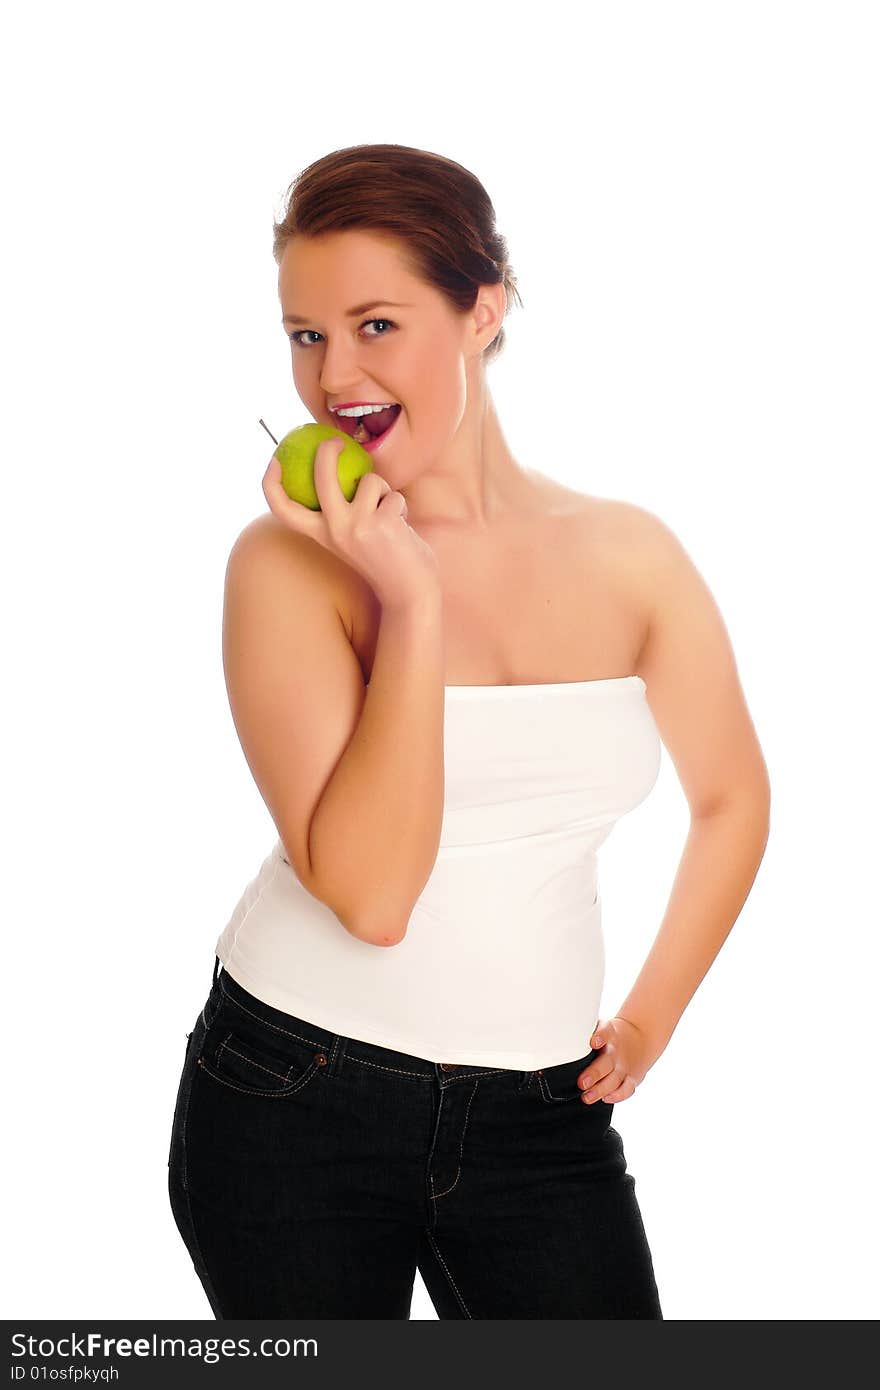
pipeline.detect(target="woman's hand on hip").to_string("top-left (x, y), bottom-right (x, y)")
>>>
top-left (577, 1017), bottom-right (656, 1105)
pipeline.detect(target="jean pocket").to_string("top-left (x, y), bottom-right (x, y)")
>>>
top-left (535, 1050), bottom-right (600, 1104)
top-left (195, 1023), bottom-right (324, 1100)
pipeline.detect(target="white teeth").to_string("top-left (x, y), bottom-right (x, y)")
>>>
top-left (332, 403), bottom-right (396, 417)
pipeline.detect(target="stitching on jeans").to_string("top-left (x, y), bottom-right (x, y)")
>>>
top-left (441, 1068), bottom-right (507, 1082)
top-left (196, 1055), bottom-right (318, 1097)
top-left (537, 1072), bottom-right (583, 1104)
top-left (427, 1090), bottom-right (445, 1204)
top-left (348, 1055), bottom-right (432, 1079)
top-left (214, 1032), bottom-right (296, 1084)
top-left (425, 1229), bottom-right (473, 1319)
top-left (175, 1055), bottom-right (223, 1315)
top-left (431, 1080), bottom-right (479, 1199)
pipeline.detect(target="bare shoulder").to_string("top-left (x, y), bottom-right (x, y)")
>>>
top-left (229, 510), bottom-right (323, 568)
top-left (573, 493), bottom-right (721, 644)
top-left (560, 491), bottom-right (672, 592)
top-left (569, 493), bottom-right (693, 598)
top-left (571, 492), bottom-right (676, 551)
top-left (580, 496), bottom-right (772, 813)
top-left (226, 512), bottom-right (355, 634)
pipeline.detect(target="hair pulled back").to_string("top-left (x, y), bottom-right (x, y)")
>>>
top-left (272, 144), bottom-right (522, 364)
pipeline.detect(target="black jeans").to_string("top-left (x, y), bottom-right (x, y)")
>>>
top-left (167, 956), bottom-right (663, 1319)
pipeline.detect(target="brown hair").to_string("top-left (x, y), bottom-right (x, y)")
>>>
top-left (272, 144), bottom-right (523, 365)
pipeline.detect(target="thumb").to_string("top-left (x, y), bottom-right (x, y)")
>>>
top-left (590, 1021), bottom-right (606, 1049)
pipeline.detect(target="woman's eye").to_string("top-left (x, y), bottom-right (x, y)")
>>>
top-left (289, 318), bottom-right (396, 347)
top-left (362, 318), bottom-right (394, 338)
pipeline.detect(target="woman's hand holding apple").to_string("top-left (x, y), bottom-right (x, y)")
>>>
top-left (262, 437), bottom-right (441, 613)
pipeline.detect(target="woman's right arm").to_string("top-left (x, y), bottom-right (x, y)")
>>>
top-left (222, 517), bottom-right (446, 947)
top-left (309, 589), bottom-right (446, 945)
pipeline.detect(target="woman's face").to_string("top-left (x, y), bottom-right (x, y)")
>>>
top-left (277, 229), bottom-right (477, 489)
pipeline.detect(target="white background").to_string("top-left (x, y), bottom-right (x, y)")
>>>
top-left (3, 0), bottom-right (877, 1321)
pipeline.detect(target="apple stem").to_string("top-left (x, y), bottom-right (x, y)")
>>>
top-left (258, 418), bottom-right (279, 446)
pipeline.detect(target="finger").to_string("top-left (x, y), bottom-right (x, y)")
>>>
top-left (262, 456), bottom-right (324, 538)
top-left (375, 488), bottom-right (407, 520)
top-left (313, 438), bottom-right (351, 524)
top-left (348, 468), bottom-right (391, 522)
top-left (580, 1066), bottom-right (622, 1103)
top-left (577, 1058), bottom-right (616, 1093)
top-left (600, 1076), bottom-right (636, 1103)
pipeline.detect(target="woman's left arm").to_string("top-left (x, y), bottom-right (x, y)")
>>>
top-left (580, 508), bottom-right (772, 1105)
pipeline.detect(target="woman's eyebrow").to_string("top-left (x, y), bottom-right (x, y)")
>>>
top-left (282, 300), bottom-right (412, 325)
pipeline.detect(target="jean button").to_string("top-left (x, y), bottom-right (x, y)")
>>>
top-left (439, 1062), bottom-right (457, 1072)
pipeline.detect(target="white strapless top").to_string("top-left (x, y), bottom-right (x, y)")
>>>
top-left (215, 677), bottom-right (661, 1069)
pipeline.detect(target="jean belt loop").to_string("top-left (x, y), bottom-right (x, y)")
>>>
top-left (212, 953), bottom-right (221, 988)
top-left (325, 1032), bottom-right (349, 1078)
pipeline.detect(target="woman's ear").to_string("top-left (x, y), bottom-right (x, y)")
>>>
top-left (470, 282), bottom-right (507, 354)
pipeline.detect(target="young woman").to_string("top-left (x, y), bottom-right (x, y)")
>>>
top-left (167, 143), bottom-right (771, 1319)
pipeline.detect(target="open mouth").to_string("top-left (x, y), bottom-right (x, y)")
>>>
top-left (334, 403), bottom-right (402, 452)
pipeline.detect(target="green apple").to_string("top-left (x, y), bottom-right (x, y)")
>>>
top-left (274, 422), bottom-right (374, 510)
